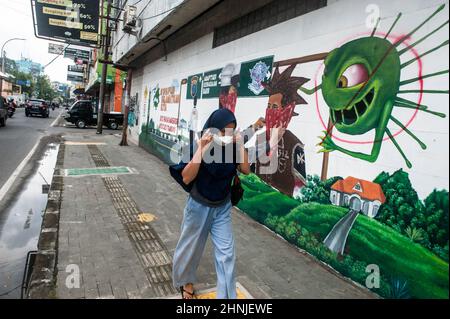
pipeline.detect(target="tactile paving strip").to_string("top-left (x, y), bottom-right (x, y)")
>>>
top-left (87, 145), bottom-right (177, 297)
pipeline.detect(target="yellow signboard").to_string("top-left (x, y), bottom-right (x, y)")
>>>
top-left (49, 18), bottom-right (82, 30)
top-left (80, 31), bottom-right (98, 42)
top-left (37, 0), bottom-right (73, 7)
top-left (43, 6), bottom-right (78, 18)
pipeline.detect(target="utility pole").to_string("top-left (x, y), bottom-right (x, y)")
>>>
top-left (120, 69), bottom-right (133, 146)
top-left (97, 0), bottom-right (112, 134)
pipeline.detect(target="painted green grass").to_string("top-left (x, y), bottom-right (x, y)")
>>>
top-left (238, 174), bottom-right (450, 299)
top-left (348, 215), bottom-right (449, 299)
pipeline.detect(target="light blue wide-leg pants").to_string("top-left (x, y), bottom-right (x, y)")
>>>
top-left (172, 196), bottom-right (236, 299)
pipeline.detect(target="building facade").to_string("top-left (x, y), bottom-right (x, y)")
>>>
top-left (109, 0), bottom-right (449, 298)
top-left (15, 58), bottom-right (43, 78)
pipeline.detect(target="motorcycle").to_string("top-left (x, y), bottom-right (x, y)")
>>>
top-left (7, 102), bottom-right (16, 118)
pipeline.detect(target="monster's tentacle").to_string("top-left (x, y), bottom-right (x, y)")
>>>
top-left (299, 84), bottom-right (322, 95)
top-left (371, 17), bottom-right (381, 37)
top-left (398, 20), bottom-right (449, 55)
top-left (386, 128), bottom-right (412, 168)
top-left (384, 13), bottom-right (402, 39)
top-left (398, 89), bottom-right (449, 94)
top-left (390, 116), bottom-right (427, 150)
top-left (401, 40), bottom-right (449, 68)
top-left (395, 96), bottom-right (446, 117)
top-left (394, 4), bottom-right (446, 48)
top-left (394, 101), bottom-right (446, 118)
top-left (400, 69), bottom-right (449, 86)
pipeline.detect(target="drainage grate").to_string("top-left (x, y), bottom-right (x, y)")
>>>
top-left (86, 145), bottom-right (176, 297)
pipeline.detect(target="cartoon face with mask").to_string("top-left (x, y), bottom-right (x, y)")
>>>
top-left (219, 64), bottom-right (240, 113)
top-left (263, 65), bottom-right (309, 144)
top-left (245, 64), bottom-right (309, 197)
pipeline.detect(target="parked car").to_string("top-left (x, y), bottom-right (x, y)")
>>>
top-left (25, 99), bottom-right (50, 118)
top-left (64, 100), bottom-right (123, 130)
top-left (0, 97), bottom-right (8, 127)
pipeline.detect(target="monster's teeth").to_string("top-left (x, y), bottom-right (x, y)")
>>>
top-left (355, 99), bottom-right (368, 117)
top-left (335, 110), bottom-right (343, 123)
top-left (343, 107), bottom-right (357, 125)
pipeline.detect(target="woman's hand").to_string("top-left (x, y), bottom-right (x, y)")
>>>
top-left (198, 132), bottom-right (213, 151)
top-left (233, 131), bottom-right (243, 145)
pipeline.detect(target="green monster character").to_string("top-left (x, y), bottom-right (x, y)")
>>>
top-left (301, 4), bottom-right (449, 168)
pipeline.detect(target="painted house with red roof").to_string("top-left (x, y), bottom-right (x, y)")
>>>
top-left (330, 177), bottom-right (386, 218)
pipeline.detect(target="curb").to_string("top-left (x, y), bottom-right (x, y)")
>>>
top-left (26, 143), bottom-right (65, 299)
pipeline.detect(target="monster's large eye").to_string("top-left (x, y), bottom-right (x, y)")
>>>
top-left (338, 64), bottom-right (369, 88)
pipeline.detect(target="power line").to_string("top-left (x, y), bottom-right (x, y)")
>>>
top-left (43, 43), bottom-right (71, 69)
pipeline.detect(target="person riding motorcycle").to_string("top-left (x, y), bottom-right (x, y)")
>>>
top-left (7, 97), bottom-right (16, 118)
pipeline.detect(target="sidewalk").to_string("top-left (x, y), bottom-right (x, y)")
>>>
top-left (53, 132), bottom-right (375, 299)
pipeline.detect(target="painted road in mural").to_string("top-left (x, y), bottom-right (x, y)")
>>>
top-left (323, 209), bottom-right (359, 255)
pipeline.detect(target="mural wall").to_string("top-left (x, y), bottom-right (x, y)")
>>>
top-left (135, 0), bottom-right (449, 299)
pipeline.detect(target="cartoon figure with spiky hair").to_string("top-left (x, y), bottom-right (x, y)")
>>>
top-left (245, 65), bottom-right (309, 196)
top-left (301, 4), bottom-right (448, 168)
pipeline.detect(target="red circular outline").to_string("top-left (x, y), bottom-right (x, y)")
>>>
top-left (314, 32), bottom-right (424, 145)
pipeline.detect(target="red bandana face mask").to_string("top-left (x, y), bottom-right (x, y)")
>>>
top-left (219, 91), bottom-right (238, 113)
top-left (265, 102), bottom-right (295, 142)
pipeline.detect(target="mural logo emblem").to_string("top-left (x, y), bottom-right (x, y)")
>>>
top-left (190, 76), bottom-right (200, 98)
top-left (248, 61), bottom-right (271, 95)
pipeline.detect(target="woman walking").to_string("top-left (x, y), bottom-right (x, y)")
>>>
top-left (172, 108), bottom-right (250, 299)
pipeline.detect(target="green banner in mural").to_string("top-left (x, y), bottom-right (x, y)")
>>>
top-left (238, 56), bottom-right (274, 97)
top-left (186, 74), bottom-right (203, 100)
top-left (202, 69), bottom-right (222, 99)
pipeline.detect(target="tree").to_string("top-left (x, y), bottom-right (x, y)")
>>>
top-left (374, 169), bottom-right (449, 261)
top-left (298, 175), bottom-right (343, 204)
top-left (34, 75), bottom-right (57, 101)
top-left (11, 70), bottom-right (34, 96)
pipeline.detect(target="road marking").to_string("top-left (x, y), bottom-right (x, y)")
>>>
top-left (64, 141), bottom-right (106, 145)
top-left (64, 166), bottom-right (134, 177)
top-left (0, 140), bottom-right (41, 203)
top-left (50, 110), bottom-right (62, 127)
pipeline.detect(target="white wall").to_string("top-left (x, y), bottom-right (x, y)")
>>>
top-left (129, 0), bottom-right (449, 199)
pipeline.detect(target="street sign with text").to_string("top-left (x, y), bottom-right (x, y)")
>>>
top-left (64, 47), bottom-right (90, 61)
top-left (68, 65), bottom-right (84, 73)
top-left (48, 43), bottom-right (65, 54)
top-left (31, 0), bottom-right (101, 48)
top-left (67, 73), bottom-right (84, 83)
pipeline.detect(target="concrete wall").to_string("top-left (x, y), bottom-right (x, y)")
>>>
top-left (128, 0), bottom-right (449, 198)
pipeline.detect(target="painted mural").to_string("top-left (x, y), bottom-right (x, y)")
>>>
top-left (138, 3), bottom-right (449, 299)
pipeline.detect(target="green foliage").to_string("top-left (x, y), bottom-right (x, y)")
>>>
top-left (374, 170), bottom-right (449, 261)
top-left (264, 215), bottom-right (391, 297)
top-left (297, 175), bottom-right (342, 204)
top-left (238, 174), bottom-right (449, 299)
top-left (10, 70), bottom-right (34, 96)
top-left (34, 75), bottom-right (57, 101)
top-left (388, 278), bottom-right (410, 299)
top-left (405, 226), bottom-right (425, 242)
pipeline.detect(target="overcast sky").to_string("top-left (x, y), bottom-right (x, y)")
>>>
top-left (0, 0), bottom-right (79, 84)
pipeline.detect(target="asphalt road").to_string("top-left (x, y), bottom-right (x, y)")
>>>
top-left (323, 209), bottom-right (359, 255)
top-left (0, 107), bottom-right (62, 191)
